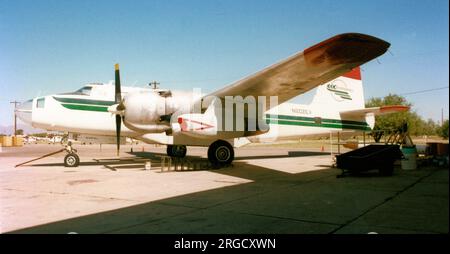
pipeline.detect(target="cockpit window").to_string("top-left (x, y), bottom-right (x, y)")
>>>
top-left (37, 97), bottom-right (45, 108)
top-left (59, 86), bottom-right (93, 96)
top-left (74, 86), bottom-right (92, 96)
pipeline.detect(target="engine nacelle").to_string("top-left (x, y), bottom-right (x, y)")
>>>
top-left (123, 91), bottom-right (176, 125)
top-left (172, 102), bottom-right (271, 139)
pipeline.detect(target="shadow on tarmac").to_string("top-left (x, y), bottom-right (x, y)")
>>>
top-left (10, 159), bottom-right (344, 234)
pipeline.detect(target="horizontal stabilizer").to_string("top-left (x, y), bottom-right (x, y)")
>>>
top-left (340, 105), bottom-right (410, 118)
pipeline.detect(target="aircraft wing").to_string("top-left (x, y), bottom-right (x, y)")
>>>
top-left (204, 33), bottom-right (390, 108)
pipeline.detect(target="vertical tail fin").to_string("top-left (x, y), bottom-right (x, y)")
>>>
top-left (310, 67), bottom-right (365, 111)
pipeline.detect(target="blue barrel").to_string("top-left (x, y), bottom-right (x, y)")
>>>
top-left (401, 146), bottom-right (417, 170)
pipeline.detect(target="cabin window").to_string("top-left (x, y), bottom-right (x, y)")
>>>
top-left (37, 97), bottom-right (45, 108)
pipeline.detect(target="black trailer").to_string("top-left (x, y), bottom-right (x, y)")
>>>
top-left (335, 144), bottom-right (403, 177)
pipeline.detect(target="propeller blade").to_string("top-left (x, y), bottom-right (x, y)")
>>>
top-left (115, 63), bottom-right (121, 103)
top-left (114, 63), bottom-right (122, 156)
top-left (115, 114), bottom-right (121, 156)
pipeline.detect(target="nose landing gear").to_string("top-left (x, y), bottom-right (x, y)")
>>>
top-left (14, 141), bottom-right (80, 168)
top-left (63, 141), bottom-right (79, 167)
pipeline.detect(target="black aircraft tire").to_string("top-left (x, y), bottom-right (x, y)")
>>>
top-left (64, 153), bottom-right (80, 167)
top-left (167, 145), bottom-right (187, 158)
top-left (167, 145), bottom-right (173, 157)
top-left (208, 140), bottom-right (234, 166)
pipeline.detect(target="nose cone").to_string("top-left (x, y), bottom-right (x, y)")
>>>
top-left (16, 99), bottom-right (33, 125)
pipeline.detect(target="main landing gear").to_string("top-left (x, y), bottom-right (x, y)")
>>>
top-left (166, 145), bottom-right (187, 158)
top-left (166, 140), bottom-right (235, 167)
top-left (207, 140), bottom-right (234, 166)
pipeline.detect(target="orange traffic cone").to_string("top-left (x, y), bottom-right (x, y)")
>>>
top-left (321, 146), bottom-right (324, 152)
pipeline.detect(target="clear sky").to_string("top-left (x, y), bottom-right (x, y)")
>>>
top-left (1, 0), bottom-right (449, 128)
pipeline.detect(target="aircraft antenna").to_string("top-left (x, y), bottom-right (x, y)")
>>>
top-left (149, 81), bottom-right (160, 89)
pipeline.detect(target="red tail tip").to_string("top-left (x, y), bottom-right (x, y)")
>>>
top-left (342, 67), bottom-right (361, 80)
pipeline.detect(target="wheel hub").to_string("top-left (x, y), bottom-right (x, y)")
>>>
top-left (216, 146), bottom-right (230, 161)
top-left (67, 156), bottom-right (75, 165)
top-left (173, 146), bottom-right (186, 157)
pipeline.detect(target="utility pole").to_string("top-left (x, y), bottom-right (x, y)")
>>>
top-left (149, 81), bottom-right (160, 89)
top-left (442, 108), bottom-right (444, 126)
top-left (10, 101), bottom-right (20, 136)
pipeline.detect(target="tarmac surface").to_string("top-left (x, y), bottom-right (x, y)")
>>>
top-left (0, 143), bottom-right (448, 234)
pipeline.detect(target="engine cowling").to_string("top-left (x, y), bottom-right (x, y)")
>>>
top-left (121, 91), bottom-right (176, 132)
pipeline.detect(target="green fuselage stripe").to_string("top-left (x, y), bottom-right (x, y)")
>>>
top-left (265, 119), bottom-right (371, 131)
top-left (265, 114), bottom-right (370, 131)
top-left (61, 104), bottom-right (109, 112)
top-left (265, 114), bottom-right (369, 126)
top-left (54, 96), bottom-right (113, 112)
top-left (53, 97), bottom-right (115, 106)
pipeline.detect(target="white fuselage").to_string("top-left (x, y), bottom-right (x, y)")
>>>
top-left (17, 80), bottom-right (371, 147)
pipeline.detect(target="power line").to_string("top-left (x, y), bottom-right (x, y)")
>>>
top-left (399, 86), bottom-right (449, 96)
